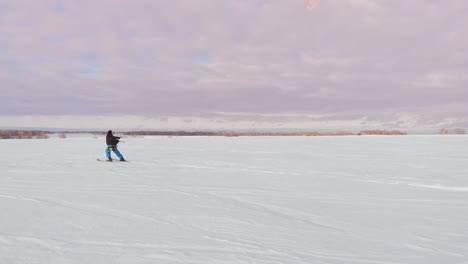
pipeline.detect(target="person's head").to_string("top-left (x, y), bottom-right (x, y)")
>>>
top-left (107, 130), bottom-right (113, 136)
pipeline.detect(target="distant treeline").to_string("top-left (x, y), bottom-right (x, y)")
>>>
top-left (122, 130), bottom-right (411, 136)
top-left (0, 130), bottom-right (49, 139)
top-left (120, 131), bottom-right (356, 137)
top-left (0, 130), bottom-right (411, 139)
top-left (358, 130), bottom-right (407, 135)
top-left (11, 128), bottom-right (464, 139)
top-left (439, 128), bottom-right (466, 134)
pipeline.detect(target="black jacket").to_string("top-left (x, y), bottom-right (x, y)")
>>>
top-left (106, 131), bottom-right (120, 146)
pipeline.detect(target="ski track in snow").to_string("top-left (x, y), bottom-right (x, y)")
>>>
top-left (408, 184), bottom-right (468, 192)
top-left (1, 136), bottom-right (468, 263)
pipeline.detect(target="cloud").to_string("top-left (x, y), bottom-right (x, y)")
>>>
top-left (0, 0), bottom-right (467, 131)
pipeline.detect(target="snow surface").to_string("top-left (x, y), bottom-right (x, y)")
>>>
top-left (1, 135), bottom-right (467, 264)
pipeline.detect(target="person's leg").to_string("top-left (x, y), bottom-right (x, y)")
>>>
top-left (106, 145), bottom-right (114, 161)
top-left (113, 148), bottom-right (124, 159)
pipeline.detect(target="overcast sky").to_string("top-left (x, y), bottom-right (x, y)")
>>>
top-left (1, 0), bottom-right (467, 132)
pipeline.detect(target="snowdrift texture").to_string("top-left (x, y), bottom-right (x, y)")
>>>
top-left (1, 136), bottom-right (467, 263)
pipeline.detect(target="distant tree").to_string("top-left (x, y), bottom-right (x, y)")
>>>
top-left (439, 128), bottom-right (449, 134)
top-left (452, 128), bottom-right (466, 134)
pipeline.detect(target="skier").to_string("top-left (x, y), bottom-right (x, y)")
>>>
top-left (106, 130), bottom-right (126, 162)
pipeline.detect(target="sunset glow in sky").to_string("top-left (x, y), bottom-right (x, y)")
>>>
top-left (1, 0), bottom-right (467, 132)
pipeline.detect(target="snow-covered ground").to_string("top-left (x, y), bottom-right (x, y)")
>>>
top-left (1, 135), bottom-right (467, 264)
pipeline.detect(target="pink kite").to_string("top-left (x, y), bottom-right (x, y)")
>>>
top-left (305, 0), bottom-right (321, 11)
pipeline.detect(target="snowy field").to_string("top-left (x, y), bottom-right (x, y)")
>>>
top-left (1, 135), bottom-right (467, 264)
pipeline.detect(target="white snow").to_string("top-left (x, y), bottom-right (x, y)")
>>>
top-left (1, 135), bottom-right (467, 263)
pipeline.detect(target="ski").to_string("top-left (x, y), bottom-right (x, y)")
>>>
top-left (97, 158), bottom-right (127, 162)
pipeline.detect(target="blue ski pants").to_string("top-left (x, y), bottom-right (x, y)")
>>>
top-left (106, 145), bottom-right (124, 159)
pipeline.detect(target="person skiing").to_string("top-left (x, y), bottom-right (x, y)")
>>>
top-left (106, 130), bottom-right (126, 162)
